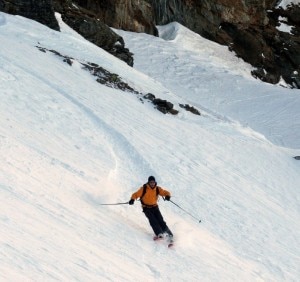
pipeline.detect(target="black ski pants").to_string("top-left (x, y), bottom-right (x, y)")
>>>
top-left (143, 206), bottom-right (173, 237)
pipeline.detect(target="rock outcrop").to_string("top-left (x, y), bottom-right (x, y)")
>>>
top-left (54, 1), bottom-right (134, 66)
top-left (72, 0), bottom-right (157, 35)
top-left (70, 0), bottom-right (299, 88)
top-left (0, 0), bottom-right (134, 66)
top-left (0, 0), bottom-right (60, 30)
top-left (1, 0), bottom-right (299, 88)
top-left (154, 0), bottom-right (300, 88)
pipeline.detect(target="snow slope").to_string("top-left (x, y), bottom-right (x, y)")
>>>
top-left (1, 12), bottom-right (300, 281)
top-left (116, 22), bottom-right (300, 149)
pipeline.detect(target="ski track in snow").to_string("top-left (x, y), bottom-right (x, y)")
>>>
top-left (2, 48), bottom-right (154, 184)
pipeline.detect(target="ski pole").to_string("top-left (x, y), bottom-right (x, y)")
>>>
top-left (169, 199), bottom-right (201, 223)
top-left (99, 201), bottom-right (129, 206)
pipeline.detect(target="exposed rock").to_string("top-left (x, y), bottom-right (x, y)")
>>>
top-left (2, 0), bottom-right (299, 88)
top-left (36, 46), bottom-right (183, 115)
top-left (147, 0), bottom-right (300, 88)
top-left (0, 0), bottom-right (134, 66)
top-left (0, 0), bottom-right (59, 30)
top-left (153, 98), bottom-right (173, 114)
top-left (179, 104), bottom-right (201, 115)
top-left (61, 7), bottom-right (134, 66)
top-left (83, 62), bottom-right (137, 91)
top-left (144, 93), bottom-right (179, 115)
top-left (268, 5), bottom-right (300, 88)
top-left (294, 156), bottom-right (300, 160)
top-left (75, 0), bottom-right (299, 88)
top-left (65, 0), bottom-right (300, 88)
top-left (72, 0), bottom-right (158, 35)
top-left (52, 1), bottom-right (134, 66)
top-left (36, 45), bottom-right (137, 92)
top-left (143, 93), bottom-right (156, 101)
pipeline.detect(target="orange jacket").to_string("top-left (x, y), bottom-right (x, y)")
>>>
top-left (131, 184), bottom-right (171, 207)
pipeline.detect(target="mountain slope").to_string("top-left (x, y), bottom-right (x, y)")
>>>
top-left (116, 22), bottom-right (300, 149)
top-left (1, 12), bottom-right (300, 281)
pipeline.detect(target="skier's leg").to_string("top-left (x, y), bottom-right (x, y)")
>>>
top-left (143, 208), bottom-right (164, 236)
top-left (153, 206), bottom-right (173, 237)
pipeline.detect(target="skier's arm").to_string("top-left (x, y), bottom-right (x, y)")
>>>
top-left (131, 187), bottom-right (144, 200)
top-left (158, 187), bottom-right (171, 197)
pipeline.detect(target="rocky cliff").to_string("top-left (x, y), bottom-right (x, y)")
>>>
top-left (1, 0), bottom-right (299, 88)
top-left (68, 0), bottom-right (300, 88)
top-left (0, 0), bottom-right (134, 65)
top-left (0, 0), bottom-right (59, 30)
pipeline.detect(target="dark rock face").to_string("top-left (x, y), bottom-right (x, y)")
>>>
top-left (179, 104), bottom-right (201, 115)
top-left (0, 0), bottom-right (134, 66)
top-left (72, 0), bottom-right (158, 35)
top-left (1, 0), bottom-right (299, 88)
top-left (147, 0), bottom-right (300, 88)
top-left (57, 3), bottom-right (134, 66)
top-left (0, 0), bottom-right (60, 30)
top-left (143, 93), bottom-right (179, 115)
top-left (53, 0), bottom-right (134, 66)
top-left (268, 5), bottom-right (300, 88)
top-left (78, 0), bottom-right (299, 88)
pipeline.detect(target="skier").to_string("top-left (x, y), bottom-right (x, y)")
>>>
top-left (129, 176), bottom-right (173, 240)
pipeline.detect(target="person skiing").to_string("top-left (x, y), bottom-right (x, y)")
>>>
top-left (129, 176), bottom-right (173, 240)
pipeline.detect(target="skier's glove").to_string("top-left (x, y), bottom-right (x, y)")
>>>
top-left (129, 199), bottom-right (135, 205)
top-left (165, 195), bottom-right (171, 201)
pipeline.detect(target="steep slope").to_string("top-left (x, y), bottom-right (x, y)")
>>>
top-left (117, 22), bottom-right (300, 149)
top-left (1, 12), bottom-right (300, 281)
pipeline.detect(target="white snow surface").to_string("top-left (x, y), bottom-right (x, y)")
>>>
top-left (277, 16), bottom-right (294, 33)
top-left (1, 12), bottom-right (300, 282)
top-left (278, 0), bottom-right (300, 8)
